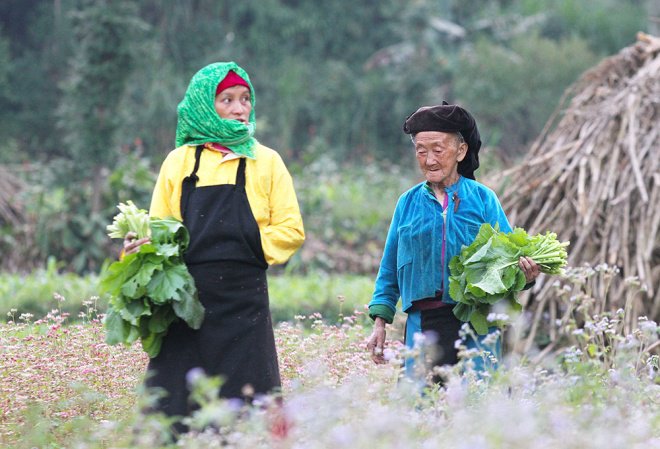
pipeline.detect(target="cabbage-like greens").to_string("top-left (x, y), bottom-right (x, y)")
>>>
top-left (100, 203), bottom-right (204, 357)
top-left (106, 201), bottom-right (151, 239)
top-left (449, 223), bottom-right (569, 335)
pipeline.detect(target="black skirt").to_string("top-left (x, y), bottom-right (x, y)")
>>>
top-left (145, 261), bottom-right (280, 419)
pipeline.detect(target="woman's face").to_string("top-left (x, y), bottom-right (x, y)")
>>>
top-left (214, 85), bottom-right (252, 123)
top-left (414, 131), bottom-right (467, 186)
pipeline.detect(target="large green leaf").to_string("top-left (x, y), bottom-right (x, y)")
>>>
top-left (156, 243), bottom-right (180, 258)
top-left (453, 302), bottom-right (473, 322)
top-left (449, 255), bottom-right (462, 276)
top-left (501, 265), bottom-right (519, 289)
top-left (146, 263), bottom-right (189, 303)
top-left (122, 255), bottom-right (164, 298)
top-left (462, 223), bottom-right (497, 261)
top-left (104, 307), bottom-right (130, 345)
top-left (507, 227), bottom-right (530, 247)
top-left (482, 292), bottom-right (511, 305)
top-left (448, 222), bottom-right (568, 329)
top-left (466, 282), bottom-right (487, 299)
top-left (125, 325), bottom-right (141, 344)
top-left (150, 218), bottom-right (189, 250)
top-left (464, 235), bottom-right (495, 265)
top-left (471, 266), bottom-right (508, 295)
top-left (449, 275), bottom-right (466, 304)
top-left (148, 305), bottom-right (176, 333)
top-left (118, 298), bottom-right (151, 326)
top-left (470, 309), bottom-right (489, 335)
top-left (173, 284), bottom-right (205, 329)
top-left (141, 332), bottom-right (164, 358)
top-left (513, 270), bottom-right (527, 291)
top-left (99, 254), bottom-right (140, 296)
top-left (102, 212), bottom-right (203, 358)
top-left (462, 232), bottom-right (522, 296)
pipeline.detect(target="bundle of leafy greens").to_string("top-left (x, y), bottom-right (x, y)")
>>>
top-left (449, 223), bottom-right (569, 335)
top-left (100, 201), bottom-right (204, 357)
top-left (106, 200), bottom-right (151, 240)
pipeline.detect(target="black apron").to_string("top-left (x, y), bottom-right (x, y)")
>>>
top-left (145, 146), bottom-right (280, 421)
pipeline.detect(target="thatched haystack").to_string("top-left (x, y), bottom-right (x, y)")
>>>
top-left (496, 33), bottom-right (659, 347)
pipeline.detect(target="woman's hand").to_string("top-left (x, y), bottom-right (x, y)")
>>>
top-left (123, 231), bottom-right (150, 256)
top-left (518, 256), bottom-right (540, 283)
top-left (366, 317), bottom-right (387, 364)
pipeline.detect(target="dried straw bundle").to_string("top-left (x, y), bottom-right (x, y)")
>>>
top-left (495, 33), bottom-right (660, 349)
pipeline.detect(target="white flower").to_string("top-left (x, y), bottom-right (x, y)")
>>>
top-left (413, 332), bottom-right (426, 347)
top-left (487, 313), bottom-right (510, 323)
top-left (638, 320), bottom-right (658, 334)
top-left (482, 332), bottom-right (500, 346)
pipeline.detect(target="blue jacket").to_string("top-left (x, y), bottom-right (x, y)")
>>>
top-left (369, 176), bottom-right (512, 318)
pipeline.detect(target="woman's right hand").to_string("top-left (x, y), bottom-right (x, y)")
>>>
top-left (123, 231), bottom-right (150, 255)
top-left (366, 317), bottom-right (387, 365)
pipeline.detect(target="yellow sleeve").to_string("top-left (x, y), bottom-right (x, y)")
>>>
top-left (149, 153), bottom-right (180, 220)
top-left (261, 153), bottom-right (305, 265)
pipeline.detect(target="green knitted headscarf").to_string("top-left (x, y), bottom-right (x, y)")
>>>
top-left (175, 62), bottom-right (257, 158)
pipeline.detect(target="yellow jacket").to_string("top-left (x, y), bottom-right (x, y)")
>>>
top-left (149, 143), bottom-right (305, 265)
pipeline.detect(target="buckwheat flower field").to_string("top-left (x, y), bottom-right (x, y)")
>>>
top-left (1, 276), bottom-right (659, 448)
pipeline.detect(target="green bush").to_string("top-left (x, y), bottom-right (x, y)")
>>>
top-left (5, 151), bottom-right (413, 275)
top-left (455, 32), bottom-right (599, 156)
top-left (0, 263), bottom-right (376, 325)
top-left (0, 258), bottom-right (103, 322)
top-left (2, 151), bottom-right (156, 273)
top-left (291, 155), bottom-right (417, 274)
top-left (269, 271), bottom-right (374, 323)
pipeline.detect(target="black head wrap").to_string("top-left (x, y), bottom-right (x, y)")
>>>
top-left (403, 101), bottom-right (481, 180)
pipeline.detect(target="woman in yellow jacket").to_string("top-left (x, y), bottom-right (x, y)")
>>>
top-left (124, 62), bottom-right (304, 431)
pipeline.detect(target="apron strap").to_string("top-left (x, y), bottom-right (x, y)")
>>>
top-left (235, 157), bottom-right (247, 188)
top-left (181, 145), bottom-right (204, 218)
top-left (188, 145), bottom-right (204, 181)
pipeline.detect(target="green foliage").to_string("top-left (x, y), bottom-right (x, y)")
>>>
top-left (100, 209), bottom-right (203, 358)
top-left (268, 272), bottom-right (374, 323)
top-left (0, 30), bottom-right (11, 149)
top-left (57, 0), bottom-right (148, 168)
top-left (0, 0), bottom-right (650, 164)
top-left (1, 151), bottom-right (156, 273)
top-left (0, 265), bottom-right (374, 327)
top-left (449, 223), bottom-right (569, 334)
top-left (1, 271), bottom-right (659, 447)
top-left (524, 0), bottom-right (648, 54)
top-left (455, 32), bottom-right (599, 154)
top-left (294, 156), bottom-right (414, 245)
top-left (0, 0), bottom-right (651, 273)
top-left (0, 0), bottom-right (78, 161)
top-left (6, 148), bottom-right (415, 275)
top-left (0, 257), bottom-right (102, 322)
top-left (106, 201), bottom-right (151, 239)
top-left (288, 155), bottom-right (418, 274)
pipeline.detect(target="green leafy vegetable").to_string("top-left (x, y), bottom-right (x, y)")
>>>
top-left (449, 223), bottom-right (569, 335)
top-left (106, 200), bottom-right (151, 239)
top-left (100, 202), bottom-right (204, 357)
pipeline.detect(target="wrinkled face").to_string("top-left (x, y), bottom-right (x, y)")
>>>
top-left (414, 131), bottom-right (467, 186)
top-left (214, 85), bottom-right (252, 123)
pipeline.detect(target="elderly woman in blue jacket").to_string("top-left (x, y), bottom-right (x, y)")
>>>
top-left (366, 102), bottom-right (539, 381)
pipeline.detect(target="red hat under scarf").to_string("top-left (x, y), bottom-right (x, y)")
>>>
top-left (215, 70), bottom-right (250, 96)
